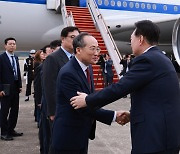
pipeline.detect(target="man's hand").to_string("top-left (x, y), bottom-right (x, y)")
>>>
top-left (0, 91), bottom-right (5, 97)
top-left (116, 111), bottom-right (130, 125)
top-left (49, 115), bottom-right (55, 121)
top-left (70, 92), bottom-right (87, 109)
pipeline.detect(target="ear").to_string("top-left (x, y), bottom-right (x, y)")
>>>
top-left (76, 47), bottom-right (81, 55)
top-left (139, 35), bottom-right (144, 45)
top-left (61, 37), bottom-right (65, 43)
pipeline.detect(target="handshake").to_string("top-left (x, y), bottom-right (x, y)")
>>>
top-left (115, 111), bottom-right (130, 126)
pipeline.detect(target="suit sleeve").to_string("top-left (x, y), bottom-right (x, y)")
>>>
top-left (86, 56), bottom-right (154, 110)
top-left (58, 71), bottom-right (114, 124)
top-left (42, 55), bottom-right (59, 116)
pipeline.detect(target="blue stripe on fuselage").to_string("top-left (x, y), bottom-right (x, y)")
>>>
top-left (0, 0), bottom-right (46, 4)
top-left (80, 0), bottom-right (180, 14)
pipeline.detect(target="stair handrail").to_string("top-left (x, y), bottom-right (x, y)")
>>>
top-left (87, 0), bottom-right (122, 78)
top-left (55, 0), bottom-right (60, 10)
top-left (61, 0), bottom-right (75, 26)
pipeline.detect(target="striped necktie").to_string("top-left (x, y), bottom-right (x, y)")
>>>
top-left (11, 56), bottom-right (18, 80)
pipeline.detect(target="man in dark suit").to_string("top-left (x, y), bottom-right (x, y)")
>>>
top-left (0, 37), bottom-right (23, 141)
top-left (104, 53), bottom-right (114, 87)
top-left (50, 32), bottom-right (125, 154)
top-left (70, 20), bottom-right (180, 154)
top-left (42, 26), bottom-right (80, 152)
top-left (119, 54), bottom-right (132, 76)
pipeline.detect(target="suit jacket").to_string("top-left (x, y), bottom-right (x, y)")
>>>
top-left (86, 47), bottom-right (180, 153)
top-left (34, 62), bottom-right (42, 105)
top-left (52, 57), bottom-right (114, 151)
top-left (0, 52), bottom-right (22, 92)
top-left (105, 59), bottom-right (113, 77)
top-left (42, 47), bottom-right (69, 116)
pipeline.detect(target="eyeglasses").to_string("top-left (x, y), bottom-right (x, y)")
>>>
top-left (66, 35), bottom-right (76, 39)
top-left (86, 46), bottom-right (101, 53)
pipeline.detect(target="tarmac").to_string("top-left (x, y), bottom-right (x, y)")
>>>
top-left (0, 85), bottom-right (132, 154)
top-left (0, 58), bottom-right (132, 154)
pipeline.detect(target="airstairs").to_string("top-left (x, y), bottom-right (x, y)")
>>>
top-left (47, 0), bottom-right (122, 90)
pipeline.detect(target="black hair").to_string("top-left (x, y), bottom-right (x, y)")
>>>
top-left (134, 20), bottom-right (160, 45)
top-left (73, 32), bottom-right (91, 54)
top-left (42, 45), bottom-right (51, 53)
top-left (61, 26), bottom-right (80, 37)
top-left (4, 37), bottom-right (16, 45)
top-left (50, 40), bottom-right (61, 49)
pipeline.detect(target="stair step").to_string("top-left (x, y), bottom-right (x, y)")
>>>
top-left (71, 11), bottom-right (91, 15)
top-left (74, 19), bottom-right (93, 23)
top-left (66, 6), bottom-right (88, 10)
top-left (95, 88), bottom-right (103, 91)
top-left (75, 21), bottom-right (94, 24)
top-left (72, 14), bottom-right (91, 18)
top-left (76, 25), bottom-right (96, 28)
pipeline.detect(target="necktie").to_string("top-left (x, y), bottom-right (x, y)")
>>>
top-left (11, 56), bottom-right (18, 80)
top-left (70, 54), bottom-right (73, 60)
top-left (85, 67), bottom-right (91, 86)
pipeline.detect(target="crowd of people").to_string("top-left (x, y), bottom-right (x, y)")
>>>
top-left (0, 20), bottom-right (180, 154)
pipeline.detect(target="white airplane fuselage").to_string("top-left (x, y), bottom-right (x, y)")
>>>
top-left (0, 1), bottom-right (63, 51)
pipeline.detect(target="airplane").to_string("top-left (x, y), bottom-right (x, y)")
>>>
top-left (0, 0), bottom-right (180, 66)
top-left (0, 0), bottom-right (62, 51)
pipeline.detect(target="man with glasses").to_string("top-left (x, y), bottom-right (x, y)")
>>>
top-left (42, 26), bottom-right (80, 153)
top-left (50, 32), bottom-right (127, 154)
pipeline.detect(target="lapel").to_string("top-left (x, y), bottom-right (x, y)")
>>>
top-left (58, 47), bottom-right (70, 65)
top-left (72, 57), bottom-right (91, 94)
top-left (3, 52), bottom-right (14, 74)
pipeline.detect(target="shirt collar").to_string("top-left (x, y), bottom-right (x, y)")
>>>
top-left (143, 45), bottom-right (156, 53)
top-left (6, 51), bottom-right (14, 56)
top-left (61, 46), bottom-right (73, 60)
top-left (75, 56), bottom-right (88, 73)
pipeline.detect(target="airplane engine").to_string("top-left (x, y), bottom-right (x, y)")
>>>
top-left (172, 18), bottom-right (180, 66)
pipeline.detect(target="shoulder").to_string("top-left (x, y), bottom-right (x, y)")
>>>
top-left (0, 52), bottom-right (7, 61)
top-left (0, 52), bottom-right (6, 57)
top-left (60, 59), bottom-right (73, 73)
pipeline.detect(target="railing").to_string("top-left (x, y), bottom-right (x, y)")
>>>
top-left (87, 0), bottom-right (122, 77)
top-left (61, 0), bottom-right (75, 26)
top-left (55, 0), bottom-right (60, 10)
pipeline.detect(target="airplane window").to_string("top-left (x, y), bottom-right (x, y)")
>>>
top-left (111, 0), bottom-right (115, 6)
top-left (129, 2), bottom-right (134, 8)
top-left (174, 6), bottom-right (178, 11)
top-left (147, 4), bottom-right (151, 10)
top-left (117, 1), bottom-right (121, 7)
top-left (104, 0), bottom-right (109, 6)
top-left (123, 1), bottom-right (127, 7)
top-left (163, 5), bottom-right (167, 11)
top-left (141, 3), bottom-right (145, 9)
top-left (152, 4), bottom-right (156, 10)
top-left (98, 0), bottom-right (102, 5)
top-left (135, 3), bottom-right (140, 8)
